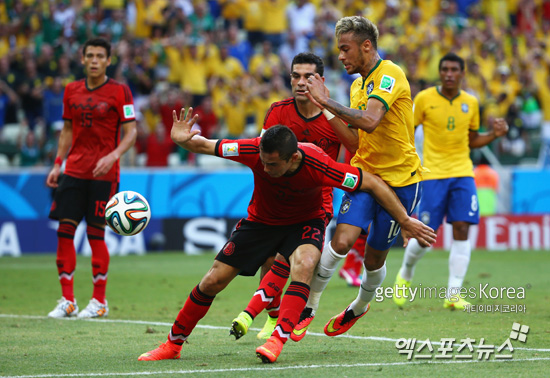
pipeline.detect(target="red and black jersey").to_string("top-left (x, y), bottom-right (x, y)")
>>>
top-left (62, 78), bottom-right (135, 182)
top-left (214, 137), bottom-right (362, 225)
top-left (263, 97), bottom-right (342, 218)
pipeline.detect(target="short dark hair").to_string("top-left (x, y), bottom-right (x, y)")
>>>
top-left (83, 38), bottom-right (111, 57)
top-left (439, 52), bottom-right (465, 71)
top-left (260, 125), bottom-right (298, 161)
top-left (291, 52), bottom-right (324, 76)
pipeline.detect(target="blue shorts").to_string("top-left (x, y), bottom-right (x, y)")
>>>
top-left (418, 177), bottom-right (479, 230)
top-left (337, 182), bottom-right (421, 251)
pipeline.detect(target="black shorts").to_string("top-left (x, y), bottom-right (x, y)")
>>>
top-left (49, 174), bottom-right (118, 225)
top-left (215, 218), bottom-right (326, 276)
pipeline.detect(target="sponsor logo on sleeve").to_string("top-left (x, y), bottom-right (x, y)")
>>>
top-left (123, 104), bottom-right (135, 119)
top-left (222, 143), bottom-right (239, 156)
top-left (379, 75), bottom-right (396, 93)
top-left (342, 172), bottom-right (358, 189)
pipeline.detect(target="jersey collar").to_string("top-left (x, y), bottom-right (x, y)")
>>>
top-left (362, 59), bottom-right (383, 89)
top-left (436, 86), bottom-right (461, 103)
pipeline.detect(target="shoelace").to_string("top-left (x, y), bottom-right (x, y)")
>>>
top-left (339, 308), bottom-right (357, 325)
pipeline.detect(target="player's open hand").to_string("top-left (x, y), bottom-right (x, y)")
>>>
top-left (492, 118), bottom-right (509, 138)
top-left (305, 73), bottom-right (329, 107)
top-left (400, 217), bottom-right (436, 248)
top-left (171, 107), bottom-right (200, 145)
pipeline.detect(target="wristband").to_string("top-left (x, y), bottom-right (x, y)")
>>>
top-left (322, 109), bottom-right (335, 121)
top-left (54, 157), bottom-right (63, 166)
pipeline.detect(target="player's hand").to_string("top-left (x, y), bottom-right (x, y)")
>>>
top-left (492, 118), bottom-right (509, 138)
top-left (46, 166), bottom-right (61, 188)
top-left (171, 107), bottom-right (200, 145)
top-left (305, 73), bottom-right (329, 106)
top-left (400, 217), bottom-right (436, 248)
top-left (93, 153), bottom-right (117, 177)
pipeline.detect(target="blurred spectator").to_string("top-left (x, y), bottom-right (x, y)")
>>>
top-left (188, 1), bottom-right (215, 38)
top-left (220, 90), bottom-right (247, 138)
top-left (260, 0), bottom-right (288, 51)
top-left (0, 80), bottom-right (18, 130)
top-left (226, 23), bottom-right (253, 70)
top-left (194, 96), bottom-right (219, 139)
top-left (249, 40), bottom-right (282, 82)
top-left (18, 129), bottom-right (42, 166)
top-left (42, 77), bottom-right (64, 138)
top-left (286, 0), bottom-right (316, 50)
top-left (16, 58), bottom-right (44, 131)
top-left (145, 122), bottom-right (174, 167)
top-left (243, 0), bottom-right (263, 48)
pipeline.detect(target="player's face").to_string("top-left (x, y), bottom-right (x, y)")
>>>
top-left (82, 46), bottom-right (111, 79)
top-left (290, 63), bottom-right (319, 102)
top-left (439, 61), bottom-right (464, 91)
top-left (259, 150), bottom-right (295, 178)
top-left (338, 33), bottom-right (367, 75)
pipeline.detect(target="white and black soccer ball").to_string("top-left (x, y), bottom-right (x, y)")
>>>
top-left (105, 191), bottom-right (151, 236)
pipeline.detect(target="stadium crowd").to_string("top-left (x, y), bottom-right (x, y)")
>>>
top-left (0, 0), bottom-right (549, 167)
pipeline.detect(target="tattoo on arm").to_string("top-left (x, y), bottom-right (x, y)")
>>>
top-left (327, 99), bottom-right (365, 121)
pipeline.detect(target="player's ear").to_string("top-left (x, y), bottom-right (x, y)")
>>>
top-left (290, 151), bottom-right (300, 163)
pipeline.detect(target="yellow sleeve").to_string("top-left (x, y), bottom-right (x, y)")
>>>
top-left (413, 91), bottom-right (425, 127)
top-left (470, 96), bottom-right (480, 131)
top-left (368, 64), bottom-right (408, 111)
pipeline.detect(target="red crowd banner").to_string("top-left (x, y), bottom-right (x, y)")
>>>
top-left (433, 215), bottom-right (550, 251)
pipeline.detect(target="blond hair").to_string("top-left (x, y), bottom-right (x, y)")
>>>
top-left (335, 16), bottom-right (379, 50)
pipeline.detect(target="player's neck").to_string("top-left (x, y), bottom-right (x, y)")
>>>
top-left (439, 86), bottom-right (460, 100)
top-left (86, 75), bottom-right (108, 90)
top-left (361, 52), bottom-right (381, 77)
top-left (285, 150), bottom-right (303, 175)
top-left (295, 100), bottom-right (322, 119)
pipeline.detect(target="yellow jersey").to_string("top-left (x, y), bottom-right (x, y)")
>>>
top-left (414, 86), bottom-right (480, 180)
top-left (350, 60), bottom-right (423, 187)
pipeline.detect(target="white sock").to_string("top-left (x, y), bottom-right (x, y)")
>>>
top-left (400, 238), bottom-right (431, 281)
top-left (349, 263), bottom-right (386, 315)
top-left (447, 240), bottom-right (471, 298)
top-left (307, 242), bottom-right (344, 312)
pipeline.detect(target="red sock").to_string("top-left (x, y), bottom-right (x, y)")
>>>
top-left (352, 234), bottom-right (367, 276)
top-left (266, 294), bottom-right (281, 318)
top-left (169, 284), bottom-right (215, 346)
top-left (56, 221), bottom-right (77, 302)
top-left (272, 281), bottom-right (309, 344)
top-left (245, 260), bottom-right (290, 318)
top-left (88, 225), bottom-right (109, 304)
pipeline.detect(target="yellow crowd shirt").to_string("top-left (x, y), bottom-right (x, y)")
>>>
top-left (350, 60), bottom-right (423, 187)
top-left (414, 86), bottom-right (480, 180)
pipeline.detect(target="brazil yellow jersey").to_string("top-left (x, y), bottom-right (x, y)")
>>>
top-left (414, 86), bottom-right (480, 180)
top-left (350, 60), bottom-right (423, 187)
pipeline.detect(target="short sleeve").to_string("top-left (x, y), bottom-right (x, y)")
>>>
top-left (469, 97), bottom-right (480, 132)
top-left (62, 84), bottom-right (72, 120)
top-left (117, 85), bottom-right (136, 123)
top-left (413, 91), bottom-right (425, 127)
top-left (368, 64), bottom-right (407, 111)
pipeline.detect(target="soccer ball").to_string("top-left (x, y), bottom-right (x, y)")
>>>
top-left (105, 191), bottom-right (151, 236)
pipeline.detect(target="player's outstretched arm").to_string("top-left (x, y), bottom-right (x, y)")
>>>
top-left (360, 173), bottom-right (436, 247)
top-left (171, 107), bottom-right (218, 155)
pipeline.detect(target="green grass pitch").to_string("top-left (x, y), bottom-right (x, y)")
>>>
top-left (1, 249), bottom-right (549, 377)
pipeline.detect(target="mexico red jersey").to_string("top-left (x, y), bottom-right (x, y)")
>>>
top-left (214, 137), bottom-right (362, 225)
top-left (62, 78), bottom-right (135, 182)
top-left (263, 98), bottom-right (341, 218)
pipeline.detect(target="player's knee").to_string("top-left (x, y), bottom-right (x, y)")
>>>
top-left (331, 237), bottom-right (354, 255)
